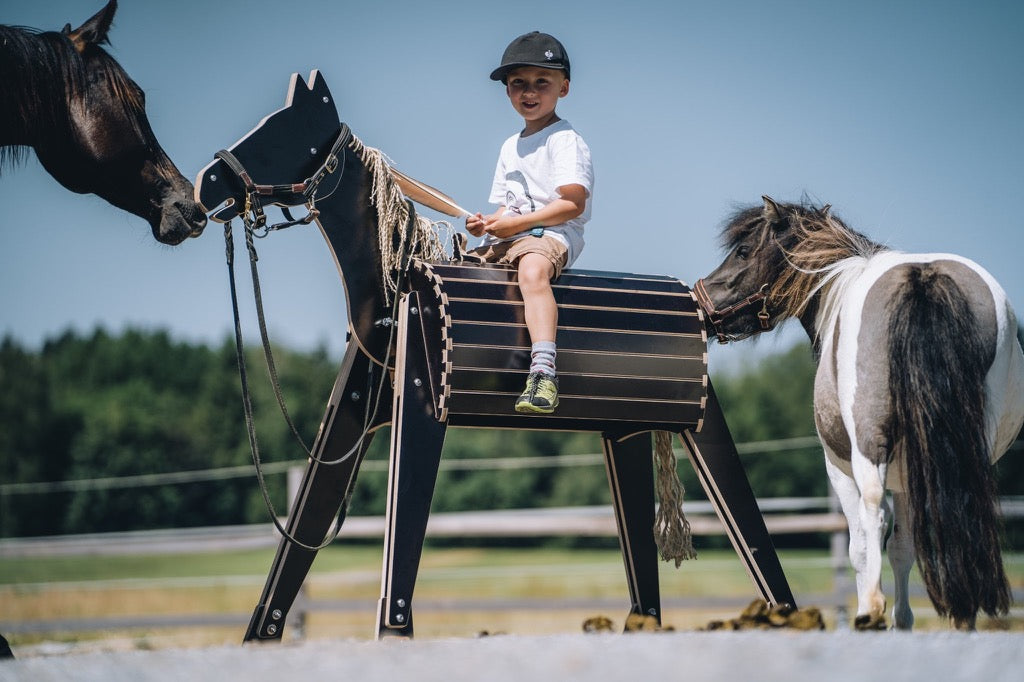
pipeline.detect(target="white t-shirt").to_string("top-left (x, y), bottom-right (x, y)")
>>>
top-left (483, 119), bottom-right (593, 267)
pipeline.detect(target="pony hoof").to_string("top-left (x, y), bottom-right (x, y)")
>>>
top-left (854, 613), bottom-right (888, 631)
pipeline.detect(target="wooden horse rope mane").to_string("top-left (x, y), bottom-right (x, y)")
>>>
top-left (348, 138), bottom-right (451, 303)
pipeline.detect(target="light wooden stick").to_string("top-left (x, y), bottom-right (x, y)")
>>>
top-left (390, 167), bottom-right (471, 218)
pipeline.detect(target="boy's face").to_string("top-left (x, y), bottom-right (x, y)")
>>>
top-left (505, 66), bottom-right (569, 128)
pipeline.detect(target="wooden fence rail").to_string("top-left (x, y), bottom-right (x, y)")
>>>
top-left (3, 496), bottom-right (1023, 638)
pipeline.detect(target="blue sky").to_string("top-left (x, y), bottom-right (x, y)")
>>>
top-left (2, 0), bottom-right (1022, 373)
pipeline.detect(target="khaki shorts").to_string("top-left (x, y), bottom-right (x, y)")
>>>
top-left (469, 235), bottom-right (569, 279)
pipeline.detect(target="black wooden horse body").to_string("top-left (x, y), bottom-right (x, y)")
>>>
top-left (196, 70), bottom-right (794, 641)
top-left (0, 0), bottom-right (205, 244)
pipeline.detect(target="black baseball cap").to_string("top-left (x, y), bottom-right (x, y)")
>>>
top-left (489, 31), bottom-right (571, 84)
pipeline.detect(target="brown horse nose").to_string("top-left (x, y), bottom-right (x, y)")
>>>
top-left (177, 198), bottom-right (208, 237)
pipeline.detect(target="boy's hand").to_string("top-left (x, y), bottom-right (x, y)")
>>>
top-left (465, 212), bottom-right (486, 237)
top-left (482, 214), bottom-right (523, 239)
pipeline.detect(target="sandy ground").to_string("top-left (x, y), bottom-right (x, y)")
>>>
top-left (3, 631), bottom-right (1024, 682)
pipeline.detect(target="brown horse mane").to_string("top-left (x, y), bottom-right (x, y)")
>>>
top-left (0, 24), bottom-right (144, 170)
top-left (722, 200), bottom-right (885, 320)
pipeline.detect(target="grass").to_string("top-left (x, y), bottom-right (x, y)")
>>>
top-left (2, 545), bottom-right (1023, 651)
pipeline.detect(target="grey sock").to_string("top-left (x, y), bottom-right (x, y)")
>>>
top-left (530, 341), bottom-right (557, 377)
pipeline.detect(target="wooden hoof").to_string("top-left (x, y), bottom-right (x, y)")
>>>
top-left (624, 613), bottom-right (661, 632)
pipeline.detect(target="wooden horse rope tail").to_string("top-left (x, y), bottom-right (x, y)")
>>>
top-left (654, 431), bottom-right (696, 566)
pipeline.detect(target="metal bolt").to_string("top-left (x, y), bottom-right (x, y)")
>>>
top-left (647, 608), bottom-right (657, 616)
top-left (272, 609), bottom-right (283, 620)
top-left (351, 391), bottom-right (361, 402)
top-left (266, 624), bottom-right (278, 636)
top-left (396, 599), bottom-right (406, 608)
top-left (410, 307), bottom-right (418, 315)
top-left (209, 174), bottom-right (217, 182)
top-left (395, 614), bottom-right (405, 623)
top-left (322, 96), bottom-right (330, 104)
top-left (310, 147), bottom-right (317, 155)
top-left (413, 378), bottom-right (422, 387)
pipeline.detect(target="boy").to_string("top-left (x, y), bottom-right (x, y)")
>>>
top-left (466, 31), bottom-right (594, 414)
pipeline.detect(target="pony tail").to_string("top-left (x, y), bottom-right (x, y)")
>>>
top-left (889, 265), bottom-right (1010, 626)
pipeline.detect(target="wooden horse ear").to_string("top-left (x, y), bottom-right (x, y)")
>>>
top-left (820, 204), bottom-right (832, 218)
top-left (762, 195), bottom-right (783, 224)
top-left (65, 0), bottom-right (117, 52)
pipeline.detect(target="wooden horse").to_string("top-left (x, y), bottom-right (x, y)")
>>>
top-left (695, 197), bottom-right (1024, 630)
top-left (0, 0), bottom-right (206, 245)
top-left (195, 71), bottom-right (795, 641)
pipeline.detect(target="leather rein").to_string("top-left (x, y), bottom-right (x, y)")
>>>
top-left (214, 123), bottom-right (407, 551)
top-left (692, 278), bottom-right (771, 344)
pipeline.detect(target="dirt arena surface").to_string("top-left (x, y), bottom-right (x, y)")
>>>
top-left (4, 631), bottom-right (1024, 682)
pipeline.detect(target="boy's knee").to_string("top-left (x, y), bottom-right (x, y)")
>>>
top-left (517, 256), bottom-right (554, 288)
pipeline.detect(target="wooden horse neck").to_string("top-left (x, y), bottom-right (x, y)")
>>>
top-left (312, 145), bottom-right (402, 366)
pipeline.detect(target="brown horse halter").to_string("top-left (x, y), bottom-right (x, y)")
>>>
top-left (692, 279), bottom-right (771, 344)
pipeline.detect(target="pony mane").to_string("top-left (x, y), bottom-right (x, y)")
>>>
top-left (0, 25), bottom-right (144, 169)
top-left (349, 135), bottom-right (452, 302)
top-left (720, 200), bottom-right (886, 330)
top-left (771, 202), bottom-right (884, 321)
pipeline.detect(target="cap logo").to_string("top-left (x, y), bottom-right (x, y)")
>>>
top-left (545, 50), bottom-right (554, 60)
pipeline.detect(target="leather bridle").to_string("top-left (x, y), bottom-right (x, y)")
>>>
top-left (693, 278), bottom-right (771, 344)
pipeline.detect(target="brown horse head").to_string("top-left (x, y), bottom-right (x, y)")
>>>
top-left (0, 1), bottom-right (206, 244)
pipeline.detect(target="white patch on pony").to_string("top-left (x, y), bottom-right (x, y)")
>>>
top-left (820, 250), bottom-right (1024, 477)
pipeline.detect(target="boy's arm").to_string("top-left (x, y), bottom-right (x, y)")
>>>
top-left (482, 184), bottom-right (587, 239)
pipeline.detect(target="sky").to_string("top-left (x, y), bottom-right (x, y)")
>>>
top-left (2, 0), bottom-right (1022, 375)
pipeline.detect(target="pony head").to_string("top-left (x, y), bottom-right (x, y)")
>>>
top-left (695, 196), bottom-right (876, 342)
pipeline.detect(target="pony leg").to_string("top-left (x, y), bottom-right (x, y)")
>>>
top-left (824, 456), bottom-right (872, 625)
top-left (850, 452), bottom-right (889, 629)
top-left (887, 492), bottom-right (915, 630)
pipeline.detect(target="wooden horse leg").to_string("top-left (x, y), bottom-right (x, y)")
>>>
top-left (0, 633), bottom-right (13, 659)
top-left (680, 380), bottom-right (796, 607)
top-left (243, 341), bottom-right (388, 642)
top-left (377, 294), bottom-right (448, 639)
top-left (602, 431), bottom-right (662, 626)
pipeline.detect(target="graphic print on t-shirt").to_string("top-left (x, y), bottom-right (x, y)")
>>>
top-left (504, 170), bottom-right (535, 215)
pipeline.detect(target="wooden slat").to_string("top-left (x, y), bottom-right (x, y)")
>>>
top-left (443, 391), bottom-right (705, 425)
top-left (450, 322), bottom-right (705, 356)
top-left (437, 279), bottom-right (697, 312)
top-left (448, 369), bottom-right (706, 402)
top-left (448, 346), bottom-right (707, 379)
top-left (425, 263), bottom-right (690, 294)
top-left (444, 299), bottom-right (703, 335)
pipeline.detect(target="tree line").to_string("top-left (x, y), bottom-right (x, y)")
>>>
top-left (1, 327), bottom-right (1020, 544)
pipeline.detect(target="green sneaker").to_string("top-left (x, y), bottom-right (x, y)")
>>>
top-left (515, 372), bottom-right (559, 414)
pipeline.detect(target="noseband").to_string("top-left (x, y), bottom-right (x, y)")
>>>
top-left (693, 279), bottom-right (771, 344)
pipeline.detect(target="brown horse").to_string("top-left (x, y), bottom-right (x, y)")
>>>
top-left (0, 0), bottom-right (205, 244)
top-left (0, 1), bottom-right (206, 658)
